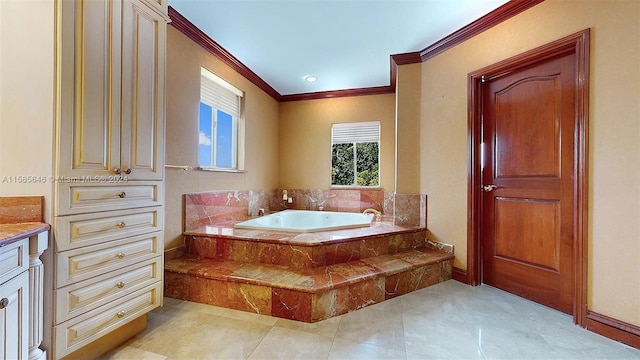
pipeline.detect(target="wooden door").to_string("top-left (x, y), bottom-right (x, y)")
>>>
top-left (481, 53), bottom-right (576, 314)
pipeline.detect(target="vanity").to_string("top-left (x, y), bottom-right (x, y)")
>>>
top-left (0, 196), bottom-right (49, 360)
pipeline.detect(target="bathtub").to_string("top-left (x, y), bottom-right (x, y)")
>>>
top-left (234, 209), bottom-right (374, 233)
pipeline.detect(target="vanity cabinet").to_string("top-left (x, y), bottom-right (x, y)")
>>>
top-left (54, 0), bottom-right (168, 358)
top-left (0, 238), bottom-right (29, 360)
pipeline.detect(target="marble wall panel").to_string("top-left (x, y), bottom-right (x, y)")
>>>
top-left (360, 236), bottom-right (390, 258)
top-left (185, 235), bottom-right (218, 258)
top-left (359, 190), bottom-right (384, 212)
top-left (271, 288), bottom-right (313, 322)
top-left (227, 283), bottom-right (272, 315)
top-left (184, 191), bottom-right (250, 230)
top-left (189, 277), bottom-right (229, 308)
top-left (164, 271), bottom-right (191, 300)
top-left (184, 189), bottom-right (428, 230)
top-left (440, 260), bottom-right (453, 282)
top-left (312, 287), bottom-right (351, 322)
top-left (385, 263), bottom-right (440, 299)
top-left (216, 238), bottom-right (261, 263)
top-left (257, 243), bottom-right (316, 268)
top-left (0, 196), bottom-right (44, 223)
top-left (323, 241), bottom-right (362, 265)
top-left (393, 193), bottom-right (426, 228)
top-left (347, 278), bottom-right (385, 310)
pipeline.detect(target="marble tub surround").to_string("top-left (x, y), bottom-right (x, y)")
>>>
top-left (184, 190), bottom-right (253, 230)
top-left (165, 248), bottom-right (452, 322)
top-left (166, 217), bottom-right (454, 322)
top-left (183, 222), bottom-right (429, 268)
top-left (277, 188), bottom-right (385, 213)
top-left (184, 189), bottom-right (428, 232)
top-left (393, 193), bottom-right (427, 228)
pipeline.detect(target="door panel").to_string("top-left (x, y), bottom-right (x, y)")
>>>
top-left (494, 77), bottom-right (560, 178)
top-left (494, 197), bottom-right (560, 271)
top-left (482, 53), bottom-right (576, 314)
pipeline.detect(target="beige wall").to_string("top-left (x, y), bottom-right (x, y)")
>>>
top-left (415, 0), bottom-right (640, 326)
top-left (395, 63), bottom-right (422, 194)
top-left (164, 27), bottom-right (280, 248)
top-left (0, 0), bottom-right (55, 222)
top-left (278, 94), bottom-right (396, 190)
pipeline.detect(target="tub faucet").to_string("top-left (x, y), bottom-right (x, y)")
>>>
top-left (363, 208), bottom-right (381, 222)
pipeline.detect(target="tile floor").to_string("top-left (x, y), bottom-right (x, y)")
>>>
top-left (101, 280), bottom-right (640, 360)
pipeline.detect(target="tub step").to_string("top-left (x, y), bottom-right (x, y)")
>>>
top-left (164, 248), bottom-right (453, 322)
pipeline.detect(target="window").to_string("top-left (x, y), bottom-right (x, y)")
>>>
top-left (198, 67), bottom-right (244, 170)
top-left (331, 121), bottom-right (380, 187)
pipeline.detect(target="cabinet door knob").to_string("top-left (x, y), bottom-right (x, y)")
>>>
top-left (123, 168), bottom-right (132, 174)
top-left (116, 311), bottom-right (125, 318)
top-left (0, 298), bottom-right (8, 309)
top-left (115, 281), bottom-right (125, 289)
top-left (118, 191), bottom-right (127, 198)
top-left (116, 252), bottom-right (126, 259)
top-left (113, 168), bottom-right (122, 175)
top-left (116, 222), bottom-right (126, 228)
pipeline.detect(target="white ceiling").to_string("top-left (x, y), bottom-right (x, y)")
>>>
top-left (168, 0), bottom-right (510, 95)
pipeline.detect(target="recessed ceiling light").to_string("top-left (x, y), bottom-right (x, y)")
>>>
top-left (304, 75), bottom-right (317, 83)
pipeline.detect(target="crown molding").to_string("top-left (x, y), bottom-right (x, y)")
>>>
top-left (168, 6), bottom-right (281, 101)
top-left (280, 86), bottom-right (395, 102)
top-left (419, 0), bottom-right (545, 62)
top-left (169, 0), bottom-right (544, 102)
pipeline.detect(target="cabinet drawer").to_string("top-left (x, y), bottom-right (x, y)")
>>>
top-left (55, 206), bottom-right (163, 251)
top-left (55, 256), bottom-right (162, 324)
top-left (57, 182), bottom-right (163, 215)
top-left (0, 238), bottom-right (28, 285)
top-left (56, 231), bottom-right (162, 287)
top-left (54, 282), bottom-right (162, 359)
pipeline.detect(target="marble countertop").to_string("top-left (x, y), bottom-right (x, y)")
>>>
top-left (0, 222), bottom-right (50, 248)
top-left (185, 219), bottom-right (425, 246)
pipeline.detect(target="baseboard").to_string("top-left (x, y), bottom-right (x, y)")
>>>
top-left (452, 267), bottom-right (468, 284)
top-left (586, 310), bottom-right (640, 349)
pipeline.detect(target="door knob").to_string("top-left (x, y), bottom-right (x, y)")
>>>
top-left (482, 184), bottom-right (498, 192)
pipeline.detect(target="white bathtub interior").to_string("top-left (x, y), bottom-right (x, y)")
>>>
top-left (234, 209), bottom-right (374, 232)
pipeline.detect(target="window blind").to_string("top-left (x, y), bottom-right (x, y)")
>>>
top-left (331, 121), bottom-right (380, 144)
top-left (200, 67), bottom-right (243, 116)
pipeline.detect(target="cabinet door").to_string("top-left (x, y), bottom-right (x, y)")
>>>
top-left (57, 0), bottom-right (122, 178)
top-left (120, 0), bottom-right (166, 181)
top-left (0, 272), bottom-right (29, 360)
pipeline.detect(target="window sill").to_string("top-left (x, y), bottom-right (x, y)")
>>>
top-left (330, 185), bottom-right (382, 190)
top-left (197, 167), bottom-right (247, 174)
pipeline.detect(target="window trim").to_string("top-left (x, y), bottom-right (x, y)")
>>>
top-left (198, 67), bottom-right (245, 170)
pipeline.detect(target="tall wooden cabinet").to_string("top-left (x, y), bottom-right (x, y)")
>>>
top-left (54, 0), bottom-right (168, 358)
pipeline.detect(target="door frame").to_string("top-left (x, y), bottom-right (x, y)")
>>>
top-left (466, 29), bottom-right (590, 325)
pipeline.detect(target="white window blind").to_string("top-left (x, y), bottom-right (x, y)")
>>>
top-left (331, 121), bottom-right (380, 144)
top-left (200, 67), bottom-right (243, 116)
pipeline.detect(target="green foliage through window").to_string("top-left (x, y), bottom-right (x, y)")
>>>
top-left (332, 142), bottom-right (379, 186)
